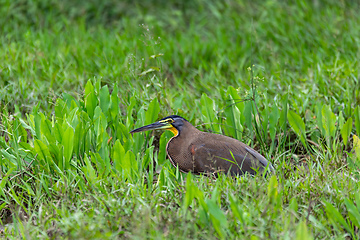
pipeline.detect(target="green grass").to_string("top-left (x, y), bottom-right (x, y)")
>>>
top-left (1, 0), bottom-right (360, 239)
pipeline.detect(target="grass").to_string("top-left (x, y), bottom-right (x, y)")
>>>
top-left (1, 0), bottom-right (360, 239)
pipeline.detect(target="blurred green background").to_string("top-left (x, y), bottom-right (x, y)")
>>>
top-left (2, 0), bottom-right (359, 114)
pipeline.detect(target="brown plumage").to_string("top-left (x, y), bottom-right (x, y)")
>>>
top-left (130, 115), bottom-right (274, 176)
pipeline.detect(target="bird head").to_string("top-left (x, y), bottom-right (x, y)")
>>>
top-left (130, 115), bottom-right (187, 136)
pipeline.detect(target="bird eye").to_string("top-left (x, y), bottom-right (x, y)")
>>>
top-left (167, 118), bottom-right (174, 123)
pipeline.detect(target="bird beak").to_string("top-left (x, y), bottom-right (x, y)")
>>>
top-left (130, 121), bottom-right (172, 134)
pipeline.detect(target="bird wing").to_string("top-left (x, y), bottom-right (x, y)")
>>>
top-left (188, 136), bottom-right (267, 175)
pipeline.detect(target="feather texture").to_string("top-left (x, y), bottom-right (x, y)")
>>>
top-left (166, 120), bottom-right (273, 176)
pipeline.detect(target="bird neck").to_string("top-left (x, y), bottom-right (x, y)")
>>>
top-left (175, 120), bottom-right (199, 138)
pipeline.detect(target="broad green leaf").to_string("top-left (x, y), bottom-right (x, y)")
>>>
top-left (321, 105), bottom-right (336, 138)
top-left (200, 93), bottom-right (220, 133)
top-left (19, 142), bottom-right (32, 152)
top-left (225, 87), bottom-right (246, 134)
top-left (267, 175), bottom-right (278, 204)
top-left (113, 144), bottom-right (137, 180)
top-left (354, 135), bottom-right (360, 160)
top-left (158, 131), bottom-right (172, 165)
top-left (0, 168), bottom-right (14, 189)
top-left (13, 117), bottom-right (28, 143)
top-left (324, 200), bottom-right (353, 235)
top-left (67, 107), bottom-right (80, 129)
top-left (34, 112), bottom-right (42, 140)
top-left (89, 152), bottom-right (109, 179)
top-left (62, 127), bottom-right (74, 170)
top-left (90, 152), bottom-right (102, 177)
top-left (269, 104), bottom-right (280, 141)
top-left (198, 204), bottom-right (210, 226)
top-left (83, 123), bottom-right (92, 154)
top-left (315, 102), bottom-right (325, 136)
top-left (84, 81), bottom-right (98, 119)
top-left (355, 106), bottom-right (360, 136)
top-left (19, 117), bottom-right (33, 136)
top-left (131, 108), bottom-right (146, 154)
top-left (338, 111), bottom-right (345, 130)
top-left (224, 101), bottom-right (242, 139)
top-left (94, 106), bottom-right (107, 137)
top-left (62, 93), bottom-right (78, 108)
top-left (296, 220), bottom-right (313, 240)
top-left (112, 139), bottom-right (126, 174)
top-left (184, 173), bottom-right (195, 209)
top-left (356, 193), bottom-right (360, 212)
top-left (73, 120), bottom-right (83, 156)
top-left (99, 85), bottom-right (110, 117)
top-left (207, 200), bottom-right (227, 226)
top-left (116, 121), bottom-right (131, 148)
top-left (126, 96), bottom-right (136, 127)
top-left (142, 146), bottom-right (154, 171)
top-left (70, 100), bottom-right (78, 112)
top-left (289, 198), bottom-right (298, 212)
top-left (229, 194), bottom-right (244, 224)
top-left (54, 98), bottom-right (68, 125)
top-left (54, 122), bottom-right (64, 143)
top-left (82, 154), bottom-right (97, 185)
top-left (227, 86), bottom-right (245, 122)
top-left (0, 149), bottom-right (17, 166)
top-left (157, 167), bottom-right (166, 189)
top-left (244, 101), bottom-right (253, 134)
top-left (99, 133), bottom-right (111, 176)
top-left (41, 116), bottom-right (55, 144)
top-left (34, 139), bottom-right (51, 172)
top-left (206, 198), bottom-right (228, 238)
top-left (195, 188), bottom-right (206, 211)
top-left (34, 139), bottom-right (51, 162)
top-left (344, 198), bottom-right (360, 227)
top-left (279, 93), bottom-right (288, 132)
top-left (211, 183), bottom-right (220, 203)
top-left (39, 174), bottom-right (50, 195)
top-left (95, 78), bottom-right (102, 92)
top-left (31, 103), bottom-right (41, 117)
top-left (124, 151), bottom-right (136, 179)
top-left (287, 110), bottom-right (306, 146)
top-left (48, 143), bottom-right (60, 165)
top-left (340, 117), bottom-right (352, 146)
top-left (145, 98), bottom-right (160, 125)
top-left (110, 83), bottom-right (120, 121)
top-left (261, 104), bottom-right (269, 139)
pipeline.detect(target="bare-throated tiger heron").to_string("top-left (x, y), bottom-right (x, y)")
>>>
top-left (130, 115), bottom-right (274, 176)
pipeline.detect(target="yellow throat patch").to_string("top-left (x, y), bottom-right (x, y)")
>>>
top-left (168, 127), bottom-right (179, 136)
